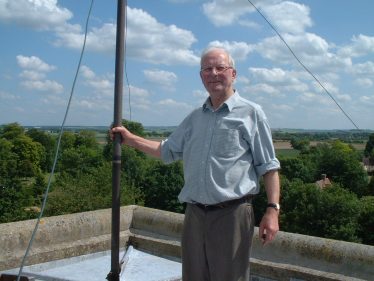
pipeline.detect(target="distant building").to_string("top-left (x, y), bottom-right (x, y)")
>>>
top-left (315, 174), bottom-right (332, 189)
top-left (363, 157), bottom-right (374, 173)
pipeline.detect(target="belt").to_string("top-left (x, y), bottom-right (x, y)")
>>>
top-left (194, 195), bottom-right (253, 211)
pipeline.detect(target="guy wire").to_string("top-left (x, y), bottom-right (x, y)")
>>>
top-left (246, 0), bottom-right (360, 130)
top-left (16, 1), bottom-right (95, 280)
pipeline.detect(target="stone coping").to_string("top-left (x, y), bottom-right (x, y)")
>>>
top-left (0, 205), bottom-right (373, 280)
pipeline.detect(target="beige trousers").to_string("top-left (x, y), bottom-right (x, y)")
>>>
top-left (182, 202), bottom-right (254, 281)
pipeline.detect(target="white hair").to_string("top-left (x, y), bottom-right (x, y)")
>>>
top-left (200, 46), bottom-right (235, 68)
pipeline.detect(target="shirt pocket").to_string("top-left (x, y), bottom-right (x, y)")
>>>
top-left (212, 129), bottom-right (240, 158)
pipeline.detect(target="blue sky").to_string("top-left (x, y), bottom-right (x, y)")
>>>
top-left (0, 0), bottom-right (373, 129)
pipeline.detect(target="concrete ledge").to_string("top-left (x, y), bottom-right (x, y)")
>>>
top-left (250, 258), bottom-right (366, 281)
top-left (1, 206), bottom-right (373, 280)
top-left (251, 230), bottom-right (374, 280)
top-left (131, 206), bottom-right (184, 239)
top-left (0, 206), bottom-right (135, 271)
top-left (130, 206), bottom-right (374, 281)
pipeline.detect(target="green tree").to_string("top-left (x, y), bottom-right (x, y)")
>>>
top-left (75, 130), bottom-right (98, 149)
top-left (59, 146), bottom-right (103, 177)
top-left (313, 141), bottom-right (370, 197)
top-left (26, 128), bottom-right (56, 172)
top-left (60, 131), bottom-right (76, 151)
top-left (357, 196), bottom-right (374, 245)
top-left (364, 133), bottom-right (374, 158)
top-left (279, 179), bottom-right (361, 242)
top-left (290, 137), bottom-right (310, 153)
top-left (279, 156), bottom-right (315, 183)
top-left (0, 179), bottom-right (35, 223)
top-left (0, 122), bottom-right (24, 140)
top-left (11, 135), bottom-right (45, 177)
top-left (32, 172), bottom-right (47, 202)
top-left (121, 146), bottom-right (149, 187)
top-left (45, 162), bottom-right (143, 216)
top-left (142, 160), bottom-right (185, 213)
top-left (104, 119), bottom-right (147, 160)
top-left (0, 138), bottom-right (18, 183)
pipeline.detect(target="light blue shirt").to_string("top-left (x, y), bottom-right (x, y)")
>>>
top-left (160, 92), bottom-right (280, 204)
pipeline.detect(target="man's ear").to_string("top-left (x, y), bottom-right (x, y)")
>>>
top-left (232, 68), bottom-right (237, 80)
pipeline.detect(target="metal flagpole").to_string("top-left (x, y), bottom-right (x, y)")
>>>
top-left (107, 0), bottom-right (126, 280)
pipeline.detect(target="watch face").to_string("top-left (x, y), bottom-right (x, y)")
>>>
top-left (267, 203), bottom-right (280, 210)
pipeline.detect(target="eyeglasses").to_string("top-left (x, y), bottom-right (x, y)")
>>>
top-left (200, 65), bottom-right (233, 75)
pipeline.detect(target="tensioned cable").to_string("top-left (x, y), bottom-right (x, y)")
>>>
top-left (246, 0), bottom-right (360, 130)
top-left (16, 1), bottom-right (95, 280)
top-left (124, 4), bottom-right (132, 120)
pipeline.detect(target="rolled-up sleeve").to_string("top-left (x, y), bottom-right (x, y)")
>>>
top-left (160, 114), bottom-right (192, 164)
top-left (161, 138), bottom-right (183, 164)
top-left (251, 111), bottom-right (280, 177)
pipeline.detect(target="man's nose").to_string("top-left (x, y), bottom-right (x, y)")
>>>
top-left (211, 67), bottom-right (219, 75)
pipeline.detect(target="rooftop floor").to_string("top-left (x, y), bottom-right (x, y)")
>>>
top-left (3, 247), bottom-right (183, 281)
top-left (2, 246), bottom-right (279, 281)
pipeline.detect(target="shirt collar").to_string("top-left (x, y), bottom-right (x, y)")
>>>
top-left (202, 90), bottom-right (238, 112)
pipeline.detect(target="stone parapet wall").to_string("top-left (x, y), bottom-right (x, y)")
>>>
top-left (1, 205), bottom-right (373, 280)
top-left (0, 206), bottom-right (134, 270)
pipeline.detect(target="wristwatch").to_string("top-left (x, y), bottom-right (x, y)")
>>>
top-left (267, 203), bottom-right (280, 211)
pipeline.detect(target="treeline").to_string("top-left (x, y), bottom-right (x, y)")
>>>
top-left (0, 122), bottom-right (373, 245)
top-left (272, 129), bottom-right (373, 143)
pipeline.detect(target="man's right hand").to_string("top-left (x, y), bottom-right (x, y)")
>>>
top-left (110, 126), bottom-right (131, 144)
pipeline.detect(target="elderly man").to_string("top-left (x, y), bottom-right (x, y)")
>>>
top-left (111, 46), bottom-right (280, 281)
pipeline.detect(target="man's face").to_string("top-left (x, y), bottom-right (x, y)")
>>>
top-left (200, 50), bottom-right (236, 97)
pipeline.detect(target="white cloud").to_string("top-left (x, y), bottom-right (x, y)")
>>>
top-left (249, 67), bottom-right (302, 86)
top-left (312, 81), bottom-right (339, 95)
top-left (354, 78), bottom-right (373, 88)
top-left (54, 23), bottom-right (116, 52)
top-left (21, 79), bottom-right (63, 93)
top-left (16, 55), bottom-right (56, 72)
top-left (19, 70), bottom-right (46, 81)
top-left (127, 7), bottom-right (199, 65)
top-left (157, 98), bottom-right (192, 110)
top-left (270, 103), bottom-right (293, 111)
top-left (79, 65), bottom-right (113, 97)
top-left (202, 0), bottom-right (254, 27)
top-left (193, 89), bottom-right (207, 98)
top-left (0, 0), bottom-right (72, 30)
top-left (349, 61), bottom-right (374, 76)
top-left (202, 0), bottom-right (312, 34)
top-left (128, 85), bottom-right (152, 111)
top-left (299, 92), bottom-right (316, 102)
top-left (256, 33), bottom-right (352, 73)
top-left (0, 91), bottom-right (20, 100)
top-left (143, 69), bottom-right (178, 90)
top-left (16, 55), bottom-right (63, 94)
top-left (359, 95), bottom-right (374, 106)
top-left (338, 34), bottom-right (374, 58)
top-left (41, 94), bottom-right (66, 106)
top-left (336, 93), bottom-right (351, 102)
top-left (244, 83), bottom-right (280, 96)
top-left (80, 65), bottom-right (96, 80)
top-left (53, 6), bottom-right (200, 65)
top-left (206, 41), bottom-right (254, 62)
top-left (262, 1), bottom-right (312, 34)
top-left (236, 75), bottom-right (251, 84)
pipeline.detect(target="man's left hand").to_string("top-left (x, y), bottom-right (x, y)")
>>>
top-left (259, 208), bottom-right (279, 245)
